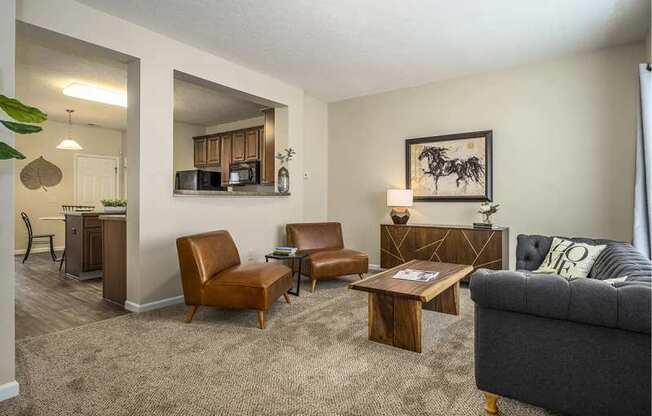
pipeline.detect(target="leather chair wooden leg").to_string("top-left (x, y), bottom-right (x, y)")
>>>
top-left (483, 392), bottom-right (499, 414)
top-left (283, 293), bottom-right (290, 304)
top-left (257, 310), bottom-right (266, 329)
top-left (310, 278), bottom-right (317, 293)
top-left (358, 273), bottom-right (367, 280)
top-left (185, 305), bottom-right (199, 323)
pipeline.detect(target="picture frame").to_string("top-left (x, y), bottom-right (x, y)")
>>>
top-left (405, 130), bottom-right (492, 202)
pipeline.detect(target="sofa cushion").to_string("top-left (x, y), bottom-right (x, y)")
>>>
top-left (308, 249), bottom-right (368, 279)
top-left (203, 262), bottom-right (292, 310)
top-left (470, 269), bottom-right (652, 334)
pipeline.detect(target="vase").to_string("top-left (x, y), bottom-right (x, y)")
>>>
top-left (277, 166), bottom-right (289, 193)
top-left (482, 213), bottom-right (492, 224)
top-left (103, 206), bottom-right (126, 214)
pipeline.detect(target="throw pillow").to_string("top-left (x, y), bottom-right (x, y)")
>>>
top-left (534, 237), bottom-right (607, 278)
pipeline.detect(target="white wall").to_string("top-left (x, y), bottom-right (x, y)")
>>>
top-left (328, 43), bottom-right (643, 267)
top-left (0, 0), bottom-right (17, 400)
top-left (303, 94), bottom-right (328, 221)
top-left (17, 0), bottom-right (317, 306)
top-left (13, 120), bottom-right (123, 251)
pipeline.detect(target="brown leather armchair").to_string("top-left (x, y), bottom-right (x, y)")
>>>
top-left (176, 230), bottom-right (292, 329)
top-left (286, 222), bottom-right (368, 292)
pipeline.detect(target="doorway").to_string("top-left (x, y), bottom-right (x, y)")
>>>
top-left (74, 154), bottom-right (120, 207)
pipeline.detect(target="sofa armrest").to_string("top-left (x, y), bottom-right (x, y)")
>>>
top-left (470, 269), bottom-right (652, 334)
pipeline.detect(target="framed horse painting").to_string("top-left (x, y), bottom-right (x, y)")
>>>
top-left (405, 130), bottom-right (492, 201)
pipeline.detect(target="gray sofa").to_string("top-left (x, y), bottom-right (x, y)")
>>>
top-left (469, 235), bottom-right (652, 416)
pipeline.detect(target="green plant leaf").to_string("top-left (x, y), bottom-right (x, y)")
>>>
top-left (0, 95), bottom-right (47, 123)
top-left (0, 120), bottom-right (42, 134)
top-left (0, 141), bottom-right (26, 160)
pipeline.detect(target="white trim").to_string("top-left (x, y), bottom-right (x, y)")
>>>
top-left (73, 153), bottom-right (121, 205)
top-left (0, 381), bottom-right (19, 402)
top-left (124, 295), bottom-right (184, 313)
top-left (368, 263), bottom-right (383, 272)
top-left (14, 245), bottom-right (65, 255)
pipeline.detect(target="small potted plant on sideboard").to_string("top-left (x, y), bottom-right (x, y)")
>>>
top-left (101, 199), bottom-right (127, 214)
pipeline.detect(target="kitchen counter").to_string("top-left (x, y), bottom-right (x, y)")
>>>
top-left (65, 210), bottom-right (125, 216)
top-left (99, 215), bottom-right (126, 221)
top-left (174, 189), bottom-right (291, 197)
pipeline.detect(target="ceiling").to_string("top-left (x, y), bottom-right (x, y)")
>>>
top-left (76, 0), bottom-right (650, 102)
top-left (16, 24), bottom-right (266, 130)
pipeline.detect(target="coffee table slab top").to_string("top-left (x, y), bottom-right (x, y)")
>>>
top-left (349, 260), bottom-right (473, 303)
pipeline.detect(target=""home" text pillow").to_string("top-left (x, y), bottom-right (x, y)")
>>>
top-left (534, 237), bottom-right (607, 278)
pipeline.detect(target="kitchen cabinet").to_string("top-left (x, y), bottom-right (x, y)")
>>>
top-left (245, 129), bottom-right (259, 160)
top-left (220, 134), bottom-right (232, 186)
top-left (207, 137), bottom-right (220, 165)
top-left (64, 212), bottom-right (121, 280)
top-left (101, 215), bottom-right (126, 307)
top-left (232, 131), bottom-right (246, 161)
top-left (194, 138), bottom-right (207, 167)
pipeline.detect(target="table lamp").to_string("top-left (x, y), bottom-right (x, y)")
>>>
top-left (387, 189), bottom-right (413, 224)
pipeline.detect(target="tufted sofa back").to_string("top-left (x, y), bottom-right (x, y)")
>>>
top-left (516, 234), bottom-right (652, 280)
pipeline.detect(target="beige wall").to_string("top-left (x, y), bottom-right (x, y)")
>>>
top-left (173, 121), bottom-right (205, 174)
top-left (13, 120), bottom-right (123, 251)
top-left (328, 43), bottom-right (643, 268)
top-left (303, 94), bottom-right (328, 221)
top-left (0, 0), bottom-right (17, 398)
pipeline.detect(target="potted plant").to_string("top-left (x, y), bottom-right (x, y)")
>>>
top-left (101, 199), bottom-right (127, 213)
top-left (0, 95), bottom-right (47, 160)
top-left (478, 202), bottom-right (500, 225)
top-left (275, 147), bottom-right (295, 193)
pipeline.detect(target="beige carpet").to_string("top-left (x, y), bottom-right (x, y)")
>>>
top-left (1, 276), bottom-right (553, 415)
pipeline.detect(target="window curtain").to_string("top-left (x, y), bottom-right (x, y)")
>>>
top-left (633, 63), bottom-right (652, 259)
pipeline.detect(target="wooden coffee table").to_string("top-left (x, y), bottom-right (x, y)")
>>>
top-left (349, 260), bottom-right (473, 353)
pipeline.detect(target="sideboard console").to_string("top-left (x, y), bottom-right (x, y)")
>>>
top-left (380, 224), bottom-right (509, 276)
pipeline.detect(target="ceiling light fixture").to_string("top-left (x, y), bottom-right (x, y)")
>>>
top-left (63, 82), bottom-right (127, 107)
top-left (56, 109), bottom-right (83, 150)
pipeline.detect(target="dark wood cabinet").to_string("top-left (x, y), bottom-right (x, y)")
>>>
top-left (101, 216), bottom-right (126, 307)
top-left (192, 120), bottom-right (275, 185)
top-left (220, 134), bottom-right (232, 186)
top-left (207, 137), bottom-right (220, 165)
top-left (232, 131), bottom-right (246, 161)
top-left (245, 128), bottom-right (259, 160)
top-left (84, 228), bottom-right (103, 270)
top-left (380, 224), bottom-right (509, 279)
top-left (65, 213), bottom-right (121, 280)
top-left (194, 138), bottom-right (207, 167)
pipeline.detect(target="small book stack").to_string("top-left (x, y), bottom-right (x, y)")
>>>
top-left (273, 246), bottom-right (297, 256)
top-left (473, 222), bottom-right (494, 229)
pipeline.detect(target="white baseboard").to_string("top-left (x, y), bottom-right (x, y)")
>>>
top-left (124, 295), bottom-right (184, 313)
top-left (368, 263), bottom-right (383, 272)
top-left (14, 246), bottom-right (65, 256)
top-left (0, 381), bottom-right (19, 402)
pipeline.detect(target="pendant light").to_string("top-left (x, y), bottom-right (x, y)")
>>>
top-left (56, 109), bottom-right (83, 150)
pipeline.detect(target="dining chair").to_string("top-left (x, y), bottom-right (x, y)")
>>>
top-left (20, 212), bottom-right (57, 264)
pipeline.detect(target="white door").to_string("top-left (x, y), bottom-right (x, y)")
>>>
top-left (75, 155), bottom-right (119, 208)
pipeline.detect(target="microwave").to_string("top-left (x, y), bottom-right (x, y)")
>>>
top-left (175, 170), bottom-right (221, 191)
top-left (229, 161), bottom-right (260, 186)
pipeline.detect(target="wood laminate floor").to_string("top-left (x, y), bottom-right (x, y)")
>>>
top-left (15, 252), bottom-right (129, 340)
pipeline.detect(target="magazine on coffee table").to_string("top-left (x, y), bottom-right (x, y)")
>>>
top-left (392, 268), bottom-right (439, 283)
